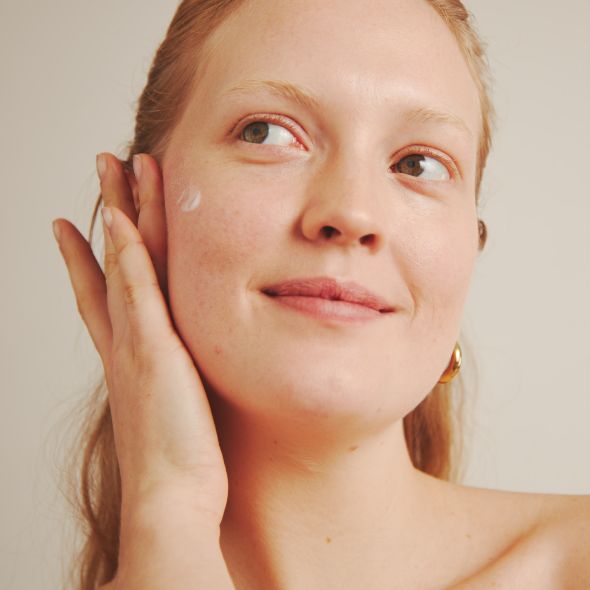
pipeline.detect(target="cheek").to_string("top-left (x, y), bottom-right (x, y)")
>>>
top-left (163, 172), bottom-right (305, 405)
top-left (168, 193), bottom-right (276, 281)
top-left (399, 203), bottom-right (479, 330)
top-left (176, 185), bottom-right (202, 212)
top-left (163, 170), bottom-right (291, 330)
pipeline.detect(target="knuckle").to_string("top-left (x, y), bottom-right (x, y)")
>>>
top-left (123, 282), bottom-right (142, 307)
top-left (118, 235), bottom-right (145, 258)
top-left (123, 280), bottom-right (158, 308)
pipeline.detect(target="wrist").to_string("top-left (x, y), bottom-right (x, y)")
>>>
top-left (116, 508), bottom-right (233, 590)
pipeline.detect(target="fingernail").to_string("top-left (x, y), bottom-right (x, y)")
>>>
top-left (133, 154), bottom-right (142, 182)
top-left (52, 220), bottom-right (61, 243)
top-left (96, 153), bottom-right (108, 181)
top-left (102, 207), bottom-right (113, 229)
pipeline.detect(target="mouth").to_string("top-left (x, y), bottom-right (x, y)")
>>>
top-left (261, 276), bottom-right (395, 321)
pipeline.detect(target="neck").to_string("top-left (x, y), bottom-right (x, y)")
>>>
top-left (209, 392), bottom-right (436, 589)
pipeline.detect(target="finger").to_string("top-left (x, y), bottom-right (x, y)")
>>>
top-left (134, 154), bottom-right (169, 298)
top-left (97, 155), bottom-right (132, 347)
top-left (53, 218), bottom-right (113, 365)
top-left (97, 154), bottom-right (122, 278)
top-left (101, 206), bottom-right (176, 351)
top-left (125, 167), bottom-right (140, 215)
top-left (98, 153), bottom-right (138, 224)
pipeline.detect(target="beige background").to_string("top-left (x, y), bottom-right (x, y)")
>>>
top-left (1, 0), bottom-right (588, 587)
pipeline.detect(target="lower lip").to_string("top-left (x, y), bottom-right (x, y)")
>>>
top-left (264, 294), bottom-right (385, 322)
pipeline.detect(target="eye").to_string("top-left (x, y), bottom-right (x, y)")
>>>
top-left (239, 120), bottom-right (298, 147)
top-left (393, 154), bottom-right (450, 181)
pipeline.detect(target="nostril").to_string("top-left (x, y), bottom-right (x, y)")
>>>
top-left (322, 226), bottom-right (339, 239)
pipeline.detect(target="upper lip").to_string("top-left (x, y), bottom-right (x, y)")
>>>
top-left (261, 276), bottom-right (395, 313)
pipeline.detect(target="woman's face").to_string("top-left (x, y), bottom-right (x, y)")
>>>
top-left (161, 0), bottom-right (481, 431)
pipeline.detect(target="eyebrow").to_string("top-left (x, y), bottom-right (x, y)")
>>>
top-left (222, 79), bottom-right (472, 137)
top-left (222, 79), bottom-right (321, 111)
top-left (405, 106), bottom-right (473, 138)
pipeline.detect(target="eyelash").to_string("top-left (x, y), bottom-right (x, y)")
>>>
top-left (231, 113), bottom-right (459, 179)
top-left (232, 113), bottom-right (303, 145)
top-left (393, 146), bottom-right (459, 180)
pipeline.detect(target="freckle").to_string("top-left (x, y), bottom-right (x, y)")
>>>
top-left (348, 445), bottom-right (358, 452)
top-left (177, 185), bottom-right (202, 212)
top-left (325, 536), bottom-right (332, 544)
top-left (273, 439), bottom-right (278, 445)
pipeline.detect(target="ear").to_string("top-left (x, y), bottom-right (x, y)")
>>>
top-left (478, 218), bottom-right (488, 252)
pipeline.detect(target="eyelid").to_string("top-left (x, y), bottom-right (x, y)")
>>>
top-left (230, 113), bottom-right (306, 148)
top-left (393, 145), bottom-right (461, 180)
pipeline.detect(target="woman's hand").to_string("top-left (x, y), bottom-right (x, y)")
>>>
top-left (53, 153), bottom-right (233, 588)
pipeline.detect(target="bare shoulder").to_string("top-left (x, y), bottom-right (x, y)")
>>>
top-left (480, 487), bottom-right (589, 588)
top-left (432, 478), bottom-right (590, 588)
top-left (535, 493), bottom-right (590, 587)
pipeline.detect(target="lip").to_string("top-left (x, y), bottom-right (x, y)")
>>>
top-left (261, 276), bottom-right (395, 319)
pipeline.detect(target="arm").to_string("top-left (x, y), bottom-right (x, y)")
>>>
top-left (108, 500), bottom-right (234, 590)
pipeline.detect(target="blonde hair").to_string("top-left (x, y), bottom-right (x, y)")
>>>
top-left (63, 1), bottom-right (493, 587)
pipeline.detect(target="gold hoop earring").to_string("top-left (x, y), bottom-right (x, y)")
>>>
top-left (438, 342), bottom-right (462, 384)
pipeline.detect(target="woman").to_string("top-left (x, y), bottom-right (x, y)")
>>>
top-left (52, 0), bottom-right (589, 588)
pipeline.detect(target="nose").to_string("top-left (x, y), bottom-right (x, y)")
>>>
top-left (299, 155), bottom-right (387, 253)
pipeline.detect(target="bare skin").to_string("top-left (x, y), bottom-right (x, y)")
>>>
top-left (54, 0), bottom-right (590, 588)
top-left (62, 154), bottom-right (589, 590)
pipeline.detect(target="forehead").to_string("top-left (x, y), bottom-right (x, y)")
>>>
top-left (190, 0), bottom-right (480, 136)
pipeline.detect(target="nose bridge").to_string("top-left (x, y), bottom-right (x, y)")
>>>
top-left (300, 145), bottom-right (387, 250)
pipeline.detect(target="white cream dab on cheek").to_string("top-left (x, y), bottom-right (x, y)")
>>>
top-left (176, 186), bottom-right (202, 213)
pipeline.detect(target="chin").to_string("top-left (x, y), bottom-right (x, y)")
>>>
top-left (200, 348), bottom-right (427, 435)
